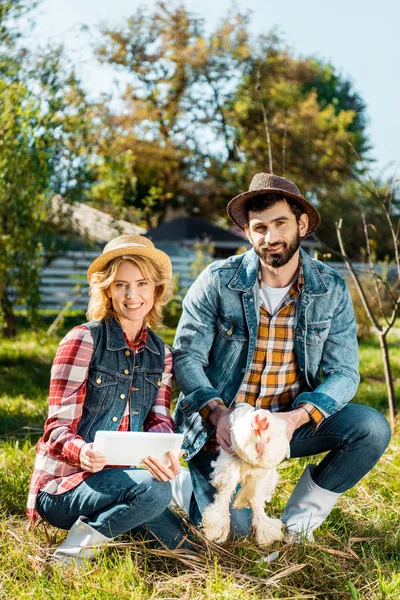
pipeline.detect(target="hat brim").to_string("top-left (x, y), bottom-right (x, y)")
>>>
top-left (87, 246), bottom-right (172, 282)
top-left (227, 188), bottom-right (321, 236)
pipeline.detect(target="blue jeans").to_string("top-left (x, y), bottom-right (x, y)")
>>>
top-left (36, 468), bottom-right (188, 548)
top-left (188, 404), bottom-right (391, 532)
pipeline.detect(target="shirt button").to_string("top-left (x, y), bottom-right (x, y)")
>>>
top-left (226, 328), bottom-right (233, 336)
top-left (157, 379), bottom-right (161, 386)
top-left (96, 377), bottom-right (102, 384)
top-left (124, 369), bottom-right (129, 375)
top-left (125, 350), bottom-right (130, 356)
top-left (120, 394), bottom-right (126, 399)
top-left (112, 416), bottom-right (118, 422)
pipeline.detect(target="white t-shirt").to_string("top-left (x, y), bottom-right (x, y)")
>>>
top-left (260, 278), bottom-right (296, 315)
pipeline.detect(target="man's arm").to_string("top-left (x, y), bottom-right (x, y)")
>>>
top-left (173, 264), bottom-right (224, 415)
top-left (276, 405), bottom-right (312, 441)
top-left (292, 279), bottom-right (360, 417)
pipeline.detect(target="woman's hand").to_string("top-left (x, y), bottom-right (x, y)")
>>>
top-left (142, 450), bottom-right (185, 482)
top-left (79, 443), bottom-right (107, 473)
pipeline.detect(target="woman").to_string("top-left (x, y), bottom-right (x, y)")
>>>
top-left (27, 234), bottom-right (191, 564)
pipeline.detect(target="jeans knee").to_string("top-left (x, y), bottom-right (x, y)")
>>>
top-left (356, 406), bottom-right (391, 456)
top-left (140, 479), bottom-right (172, 513)
top-left (372, 411), bottom-right (391, 453)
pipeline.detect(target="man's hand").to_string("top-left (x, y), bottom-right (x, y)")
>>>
top-left (209, 405), bottom-right (233, 454)
top-left (79, 443), bottom-right (107, 473)
top-left (276, 407), bottom-right (311, 442)
top-left (142, 450), bottom-right (185, 482)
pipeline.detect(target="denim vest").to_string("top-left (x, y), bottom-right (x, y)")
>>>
top-left (76, 317), bottom-right (165, 443)
top-left (173, 247), bottom-right (360, 460)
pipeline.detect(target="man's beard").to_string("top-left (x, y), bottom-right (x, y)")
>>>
top-left (254, 229), bottom-right (301, 268)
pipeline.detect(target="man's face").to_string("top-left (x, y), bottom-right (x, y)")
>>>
top-left (245, 200), bottom-right (309, 268)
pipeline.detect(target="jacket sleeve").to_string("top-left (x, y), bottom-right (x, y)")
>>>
top-left (292, 280), bottom-right (360, 417)
top-left (173, 264), bottom-right (224, 415)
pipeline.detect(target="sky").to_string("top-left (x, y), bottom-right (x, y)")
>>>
top-left (21, 0), bottom-right (400, 176)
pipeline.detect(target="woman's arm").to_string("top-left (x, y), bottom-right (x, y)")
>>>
top-left (143, 344), bottom-right (175, 434)
top-left (41, 326), bottom-right (94, 466)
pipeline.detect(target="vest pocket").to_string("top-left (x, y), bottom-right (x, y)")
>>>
top-left (143, 372), bottom-right (163, 407)
top-left (86, 370), bottom-right (118, 412)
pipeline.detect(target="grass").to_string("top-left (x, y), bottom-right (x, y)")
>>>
top-left (0, 315), bottom-right (399, 599)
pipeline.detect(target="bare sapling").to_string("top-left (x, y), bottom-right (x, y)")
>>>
top-left (336, 169), bottom-right (399, 428)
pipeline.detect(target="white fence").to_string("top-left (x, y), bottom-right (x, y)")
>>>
top-left (14, 253), bottom-right (392, 312)
top-left (30, 252), bottom-right (198, 311)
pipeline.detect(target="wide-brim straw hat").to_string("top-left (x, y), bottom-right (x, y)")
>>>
top-left (227, 173), bottom-right (321, 236)
top-left (87, 234), bottom-right (172, 282)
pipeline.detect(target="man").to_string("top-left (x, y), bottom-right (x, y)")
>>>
top-left (173, 173), bottom-right (391, 540)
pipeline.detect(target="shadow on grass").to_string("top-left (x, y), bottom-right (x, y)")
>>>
top-left (0, 355), bottom-right (49, 438)
top-left (0, 356), bottom-right (50, 399)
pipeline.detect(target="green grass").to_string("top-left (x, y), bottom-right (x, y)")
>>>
top-left (0, 316), bottom-right (399, 599)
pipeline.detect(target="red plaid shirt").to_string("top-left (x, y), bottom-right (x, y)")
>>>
top-left (27, 324), bottom-right (174, 524)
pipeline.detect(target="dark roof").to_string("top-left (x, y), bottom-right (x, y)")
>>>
top-left (146, 217), bottom-right (245, 244)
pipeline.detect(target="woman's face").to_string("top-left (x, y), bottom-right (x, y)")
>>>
top-left (107, 260), bottom-right (156, 329)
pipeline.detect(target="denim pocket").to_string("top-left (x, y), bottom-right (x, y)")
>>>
top-left (143, 371), bottom-right (163, 407)
top-left (217, 314), bottom-right (247, 341)
top-left (86, 370), bottom-right (118, 412)
top-left (306, 322), bottom-right (331, 345)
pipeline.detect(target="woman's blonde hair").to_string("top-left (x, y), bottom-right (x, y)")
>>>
top-left (87, 255), bottom-right (173, 329)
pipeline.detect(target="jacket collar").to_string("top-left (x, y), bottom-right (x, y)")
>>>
top-left (228, 249), bottom-right (259, 292)
top-left (105, 317), bottom-right (161, 354)
top-left (299, 248), bottom-right (329, 296)
top-left (228, 247), bottom-right (328, 296)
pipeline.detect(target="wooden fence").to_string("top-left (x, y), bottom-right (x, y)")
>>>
top-left (31, 251), bottom-right (198, 311)
top-left (14, 253), bottom-right (385, 312)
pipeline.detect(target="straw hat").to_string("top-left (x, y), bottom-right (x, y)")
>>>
top-left (87, 234), bottom-right (172, 282)
top-left (227, 173), bottom-right (320, 236)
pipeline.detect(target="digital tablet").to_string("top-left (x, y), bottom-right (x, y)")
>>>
top-left (93, 431), bottom-right (184, 466)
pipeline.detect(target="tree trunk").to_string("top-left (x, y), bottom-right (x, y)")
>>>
top-left (0, 291), bottom-right (16, 338)
top-left (378, 332), bottom-right (397, 428)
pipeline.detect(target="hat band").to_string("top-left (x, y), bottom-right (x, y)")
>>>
top-left (106, 242), bottom-right (147, 253)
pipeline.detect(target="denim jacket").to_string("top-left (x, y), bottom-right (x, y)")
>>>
top-left (173, 247), bottom-right (360, 460)
top-left (77, 317), bottom-right (165, 443)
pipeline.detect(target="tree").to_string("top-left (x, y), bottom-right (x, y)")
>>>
top-left (227, 43), bottom-right (370, 250)
top-left (93, 5), bottom-right (370, 244)
top-left (0, 4), bottom-right (96, 337)
top-left (93, 2), bottom-right (252, 224)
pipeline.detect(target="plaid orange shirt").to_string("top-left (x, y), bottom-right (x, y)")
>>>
top-left (201, 265), bottom-right (323, 450)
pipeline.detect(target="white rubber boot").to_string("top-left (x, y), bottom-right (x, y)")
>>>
top-left (52, 517), bottom-right (111, 566)
top-left (281, 465), bottom-right (341, 541)
top-left (170, 468), bottom-right (193, 515)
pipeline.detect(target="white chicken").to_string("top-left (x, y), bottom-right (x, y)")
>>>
top-left (202, 403), bottom-right (290, 547)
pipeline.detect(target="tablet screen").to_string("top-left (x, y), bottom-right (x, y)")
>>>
top-left (93, 431), bottom-right (184, 466)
